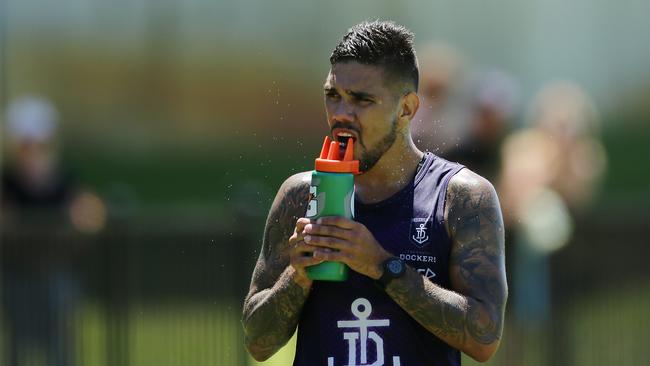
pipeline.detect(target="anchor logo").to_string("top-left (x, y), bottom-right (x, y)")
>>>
top-left (413, 223), bottom-right (428, 244)
top-left (410, 218), bottom-right (431, 247)
top-left (327, 298), bottom-right (401, 366)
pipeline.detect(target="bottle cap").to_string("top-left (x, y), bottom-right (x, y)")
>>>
top-left (314, 136), bottom-right (360, 174)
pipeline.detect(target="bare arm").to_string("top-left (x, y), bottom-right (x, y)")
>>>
top-left (241, 172), bottom-right (319, 361)
top-left (383, 169), bottom-right (507, 361)
top-left (296, 169), bottom-right (507, 361)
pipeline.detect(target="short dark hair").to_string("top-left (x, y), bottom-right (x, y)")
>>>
top-left (330, 20), bottom-right (419, 92)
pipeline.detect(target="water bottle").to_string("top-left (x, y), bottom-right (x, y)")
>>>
top-left (305, 136), bottom-right (359, 281)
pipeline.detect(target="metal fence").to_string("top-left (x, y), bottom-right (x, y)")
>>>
top-left (1, 207), bottom-right (649, 366)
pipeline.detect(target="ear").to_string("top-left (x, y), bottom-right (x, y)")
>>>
top-left (398, 91), bottom-right (420, 124)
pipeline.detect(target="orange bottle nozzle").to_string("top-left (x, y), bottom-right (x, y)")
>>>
top-left (314, 135), bottom-right (360, 174)
top-left (319, 136), bottom-right (331, 159)
top-left (327, 141), bottom-right (340, 160)
top-left (343, 137), bottom-right (354, 161)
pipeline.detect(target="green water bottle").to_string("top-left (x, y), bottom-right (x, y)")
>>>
top-left (305, 136), bottom-right (359, 281)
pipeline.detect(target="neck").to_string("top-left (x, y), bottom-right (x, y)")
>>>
top-left (354, 133), bottom-right (424, 204)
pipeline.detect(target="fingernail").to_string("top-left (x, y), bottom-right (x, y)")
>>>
top-left (304, 235), bottom-right (311, 243)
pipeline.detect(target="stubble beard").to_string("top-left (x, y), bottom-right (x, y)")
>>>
top-left (358, 116), bottom-right (398, 173)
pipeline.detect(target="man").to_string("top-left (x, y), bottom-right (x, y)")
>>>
top-left (242, 21), bottom-right (507, 365)
top-left (2, 95), bottom-right (83, 366)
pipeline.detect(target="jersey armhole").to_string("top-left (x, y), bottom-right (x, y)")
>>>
top-left (434, 166), bottom-right (466, 242)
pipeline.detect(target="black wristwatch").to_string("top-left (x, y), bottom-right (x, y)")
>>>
top-left (376, 257), bottom-right (406, 289)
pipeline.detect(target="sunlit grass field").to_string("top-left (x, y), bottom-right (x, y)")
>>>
top-left (2, 283), bottom-right (647, 365)
top-left (72, 301), bottom-right (246, 366)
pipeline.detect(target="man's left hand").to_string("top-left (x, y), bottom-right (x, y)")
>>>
top-left (302, 216), bottom-right (392, 280)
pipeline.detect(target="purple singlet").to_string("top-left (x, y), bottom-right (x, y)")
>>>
top-left (294, 152), bottom-right (465, 366)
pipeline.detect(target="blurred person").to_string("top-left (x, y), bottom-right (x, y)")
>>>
top-left (1, 95), bottom-right (106, 366)
top-left (243, 21), bottom-right (507, 365)
top-left (498, 80), bottom-right (606, 330)
top-left (500, 80), bottom-right (607, 238)
top-left (443, 69), bottom-right (520, 182)
top-left (410, 41), bottom-right (470, 156)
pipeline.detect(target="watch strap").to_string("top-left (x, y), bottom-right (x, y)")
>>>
top-left (376, 257), bottom-right (405, 289)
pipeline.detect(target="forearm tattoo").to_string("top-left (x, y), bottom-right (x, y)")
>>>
top-left (242, 174), bottom-right (311, 357)
top-left (386, 171), bottom-right (507, 354)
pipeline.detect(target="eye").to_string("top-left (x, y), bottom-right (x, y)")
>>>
top-left (325, 91), bottom-right (340, 100)
top-left (357, 97), bottom-right (374, 105)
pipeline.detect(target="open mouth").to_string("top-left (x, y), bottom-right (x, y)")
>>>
top-left (334, 130), bottom-right (358, 146)
top-left (336, 133), bottom-right (357, 154)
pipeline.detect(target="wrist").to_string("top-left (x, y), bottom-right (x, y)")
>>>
top-left (375, 256), bottom-right (407, 289)
top-left (370, 251), bottom-right (393, 280)
top-left (290, 267), bottom-right (313, 292)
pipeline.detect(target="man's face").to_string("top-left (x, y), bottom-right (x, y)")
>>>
top-left (324, 62), bottom-right (400, 172)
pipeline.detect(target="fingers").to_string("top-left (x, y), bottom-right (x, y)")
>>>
top-left (313, 248), bottom-right (347, 263)
top-left (315, 216), bottom-right (357, 229)
top-left (290, 218), bottom-right (313, 244)
top-left (303, 234), bottom-right (351, 251)
top-left (291, 253), bottom-right (324, 269)
top-left (303, 222), bottom-right (351, 240)
top-left (295, 217), bottom-right (311, 232)
top-left (289, 241), bottom-right (322, 268)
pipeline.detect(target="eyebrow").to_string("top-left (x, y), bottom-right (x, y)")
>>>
top-left (324, 86), bottom-right (374, 100)
top-left (348, 90), bottom-right (374, 100)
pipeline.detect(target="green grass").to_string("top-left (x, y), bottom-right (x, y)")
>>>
top-left (4, 283), bottom-right (648, 365)
top-left (462, 282), bottom-right (650, 366)
top-left (248, 332), bottom-right (297, 366)
top-left (74, 301), bottom-right (247, 366)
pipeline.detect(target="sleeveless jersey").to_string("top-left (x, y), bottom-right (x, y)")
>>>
top-left (294, 152), bottom-right (465, 366)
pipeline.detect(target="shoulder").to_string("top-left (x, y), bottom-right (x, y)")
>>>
top-left (259, 172), bottom-right (312, 264)
top-left (444, 168), bottom-right (502, 236)
top-left (272, 171), bottom-right (311, 208)
top-left (266, 171), bottom-right (312, 231)
top-left (447, 169), bottom-right (496, 200)
top-left (278, 171), bottom-right (311, 193)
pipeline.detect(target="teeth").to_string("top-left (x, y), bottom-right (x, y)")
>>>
top-left (337, 132), bottom-right (353, 137)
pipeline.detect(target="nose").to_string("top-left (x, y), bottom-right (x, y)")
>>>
top-left (330, 99), bottom-right (355, 124)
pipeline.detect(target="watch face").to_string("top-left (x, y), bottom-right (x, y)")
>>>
top-left (387, 259), bottom-right (404, 274)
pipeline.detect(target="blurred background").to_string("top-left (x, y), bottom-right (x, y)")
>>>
top-left (1, 1), bottom-right (649, 365)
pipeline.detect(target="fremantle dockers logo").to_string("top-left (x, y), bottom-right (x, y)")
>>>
top-left (409, 218), bottom-right (432, 247)
top-left (328, 298), bottom-right (401, 366)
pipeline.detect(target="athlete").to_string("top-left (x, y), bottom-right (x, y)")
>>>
top-left (242, 21), bottom-right (507, 365)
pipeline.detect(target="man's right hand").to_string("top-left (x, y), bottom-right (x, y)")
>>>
top-left (288, 217), bottom-right (323, 290)
top-left (242, 172), bottom-right (313, 362)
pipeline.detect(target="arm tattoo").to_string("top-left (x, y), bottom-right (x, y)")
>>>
top-left (447, 174), bottom-right (506, 346)
top-left (242, 173), bottom-right (311, 359)
top-left (385, 170), bottom-right (507, 358)
top-left (387, 267), bottom-right (468, 345)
